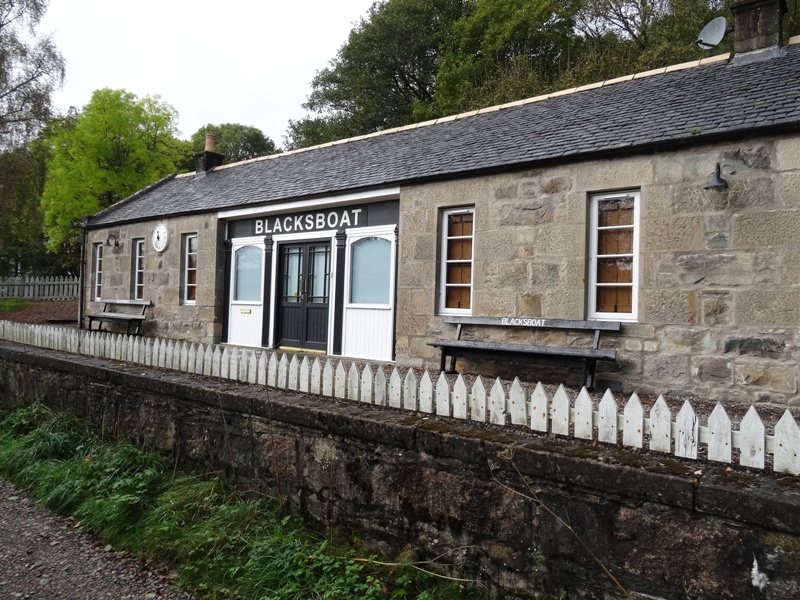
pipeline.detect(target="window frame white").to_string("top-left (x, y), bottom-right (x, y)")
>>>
top-left (344, 226), bottom-right (396, 310)
top-left (183, 233), bottom-right (198, 305)
top-left (93, 243), bottom-right (103, 300)
top-left (439, 207), bottom-right (475, 316)
top-left (588, 190), bottom-right (640, 322)
top-left (132, 239), bottom-right (145, 300)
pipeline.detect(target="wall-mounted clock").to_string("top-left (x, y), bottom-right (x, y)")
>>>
top-left (152, 224), bottom-right (169, 252)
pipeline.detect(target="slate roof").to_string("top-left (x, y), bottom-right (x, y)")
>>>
top-left (89, 43), bottom-right (800, 228)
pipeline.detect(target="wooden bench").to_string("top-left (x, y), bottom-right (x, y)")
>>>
top-left (86, 299), bottom-right (151, 335)
top-left (429, 316), bottom-right (621, 390)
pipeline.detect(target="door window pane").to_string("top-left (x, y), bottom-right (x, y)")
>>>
top-left (350, 237), bottom-right (391, 304)
top-left (282, 246), bottom-right (303, 303)
top-left (308, 245), bottom-right (331, 303)
top-left (234, 245), bottom-right (262, 301)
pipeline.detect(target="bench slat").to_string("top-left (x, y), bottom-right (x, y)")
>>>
top-left (97, 298), bottom-right (151, 306)
top-left (88, 313), bottom-right (146, 321)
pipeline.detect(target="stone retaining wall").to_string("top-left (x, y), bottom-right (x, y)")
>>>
top-left (2, 343), bottom-right (800, 599)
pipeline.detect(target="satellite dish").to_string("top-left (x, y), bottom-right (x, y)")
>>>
top-left (696, 16), bottom-right (728, 49)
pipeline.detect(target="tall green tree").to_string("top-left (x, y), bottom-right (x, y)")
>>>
top-left (40, 89), bottom-right (185, 268)
top-left (285, 0), bottom-right (466, 149)
top-left (188, 123), bottom-right (277, 165)
top-left (0, 0), bottom-right (65, 150)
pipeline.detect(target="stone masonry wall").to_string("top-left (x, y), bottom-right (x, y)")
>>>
top-left (3, 344), bottom-right (800, 599)
top-left (85, 213), bottom-right (226, 344)
top-left (396, 134), bottom-right (800, 405)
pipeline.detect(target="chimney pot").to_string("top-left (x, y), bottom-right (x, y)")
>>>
top-left (204, 133), bottom-right (217, 153)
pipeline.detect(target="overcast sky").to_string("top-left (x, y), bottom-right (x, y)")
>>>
top-left (40, 0), bottom-right (375, 147)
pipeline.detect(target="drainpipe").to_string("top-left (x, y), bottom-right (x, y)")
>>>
top-left (78, 218), bottom-right (88, 329)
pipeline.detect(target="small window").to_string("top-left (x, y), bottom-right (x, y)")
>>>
top-left (132, 239), bottom-right (145, 300)
top-left (184, 234), bottom-right (198, 304)
top-left (350, 237), bottom-right (391, 305)
top-left (94, 243), bottom-right (103, 300)
top-left (439, 208), bottom-right (474, 314)
top-left (588, 191), bottom-right (639, 321)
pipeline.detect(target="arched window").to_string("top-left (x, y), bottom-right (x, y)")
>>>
top-left (233, 245), bottom-right (262, 301)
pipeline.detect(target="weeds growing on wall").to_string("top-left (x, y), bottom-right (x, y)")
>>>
top-left (0, 403), bottom-right (486, 600)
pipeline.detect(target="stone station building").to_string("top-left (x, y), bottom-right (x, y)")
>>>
top-left (83, 0), bottom-right (800, 404)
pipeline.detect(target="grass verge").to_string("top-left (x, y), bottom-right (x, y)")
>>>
top-left (0, 403), bottom-right (485, 599)
top-left (0, 298), bottom-right (34, 313)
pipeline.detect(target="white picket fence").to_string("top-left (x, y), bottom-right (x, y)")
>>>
top-left (0, 276), bottom-right (79, 300)
top-left (2, 320), bottom-right (799, 476)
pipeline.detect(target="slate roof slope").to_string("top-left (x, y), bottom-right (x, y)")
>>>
top-left (90, 44), bottom-right (800, 228)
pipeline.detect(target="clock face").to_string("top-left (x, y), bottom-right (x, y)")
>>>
top-left (152, 224), bottom-right (169, 252)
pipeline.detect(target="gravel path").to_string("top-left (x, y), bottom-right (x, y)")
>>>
top-left (0, 479), bottom-right (194, 600)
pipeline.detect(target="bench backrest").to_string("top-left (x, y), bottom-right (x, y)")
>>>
top-left (442, 316), bottom-right (621, 332)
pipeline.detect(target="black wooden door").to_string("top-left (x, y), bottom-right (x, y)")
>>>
top-left (277, 242), bottom-right (331, 351)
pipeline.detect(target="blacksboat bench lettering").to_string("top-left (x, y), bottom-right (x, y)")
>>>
top-left (86, 299), bottom-right (151, 335)
top-left (429, 316), bottom-right (621, 390)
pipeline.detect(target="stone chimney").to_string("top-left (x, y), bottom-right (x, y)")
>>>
top-left (731, 0), bottom-right (786, 54)
top-left (195, 133), bottom-right (225, 178)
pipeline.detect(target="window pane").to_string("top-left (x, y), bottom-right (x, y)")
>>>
top-left (596, 286), bottom-right (632, 314)
top-left (598, 197), bottom-right (634, 227)
top-left (188, 254), bottom-right (198, 269)
top-left (597, 257), bottom-right (633, 283)
top-left (234, 245), bottom-right (262, 301)
top-left (597, 229), bottom-right (632, 255)
top-left (187, 270), bottom-right (197, 285)
top-left (448, 213), bottom-right (473, 237)
top-left (350, 237), bottom-right (391, 304)
top-left (186, 286), bottom-right (196, 301)
top-left (445, 286), bottom-right (471, 310)
top-left (446, 264), bottom-right (471, 285)
top-left (447, 238), bottom-right (472, 261)
top-left (188, 236), bottom-right (198, 253)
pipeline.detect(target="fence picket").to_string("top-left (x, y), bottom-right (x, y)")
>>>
top-left (388, 368), bottom-right (402, 408)
top-left (675, 401), bottom-right (698, 459)
top-left (551, 384), bottom-right (570, 436)
top-left (374, 366), bottom-right (387, 406)
top-left (419, 370), bottom-right (433, 413)
top-left (310, 357), bottom-right (322, 395)
top-left (348, 363), bottom-right (360, 401)
top-left (623, 393), bottom-right (644, 448)
top-left (299, 357), bottom-right (311, 393)
top-left (598, 389), bottom-right (617, 445)
top-left (334, 361), bottom-right (346, 399)
top-left (530, 382), bottom-right (548, 433)
top-left (489, 378), bottom-right (505, 425)
top-left (435, 372), bottom-right (450, 416)
top-left (361, 364), bottom-right (374, 404)
top-left (707, 403), bottom-right (732, 463)
top-left (403, 370), bottom-right (418, 411)
top-left (574, 388), bottom-right (593, 440)
top-left (288, 355), bottom-right (300, 391)
top-left (471, 376), bottom-right (487, 422)
top-left (452, 375), bottom-right (467, 419)
top-left (740, 406), bottom-right (765, 469)
top-left (774, 411), bottom-right (800, 475)
top-left (509, 378), bottom-right (526, 425)
top-left (257, 351), bottom-right (267, 386)
top-left (276, 353), bottom-right (288, 389)
top-left (649, 395), bottom-right (671, 453)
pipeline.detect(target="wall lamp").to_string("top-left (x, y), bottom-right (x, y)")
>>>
top-left (103, 234), bottom-right (119, 248)
top-left (705, 162), bottom-right (728, 190)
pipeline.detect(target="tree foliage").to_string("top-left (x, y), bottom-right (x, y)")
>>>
top-left (0, 0), bottom-right (65, 150)
top-left (285, 0), bottom-right (466, 149)
top-left (40, 89), bottom-right (185, 264)
top-left (188, 123), bottom-right (277, 165)
top-left (288, 0), bottom-right (800, 146)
